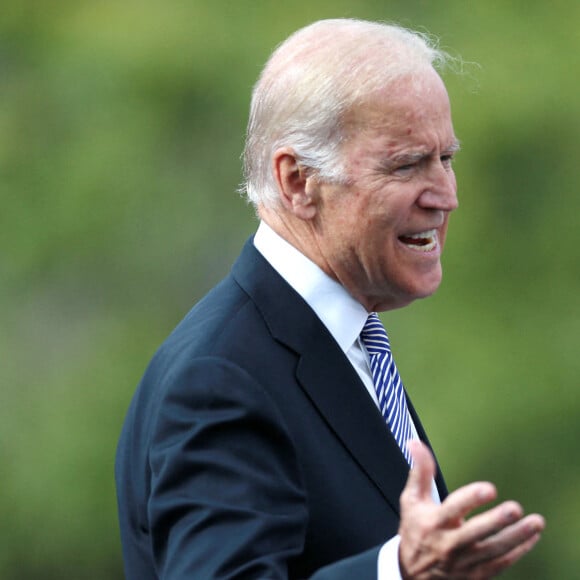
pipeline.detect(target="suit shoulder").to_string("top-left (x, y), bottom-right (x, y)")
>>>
top-left (171, 275), bottom-right (267, 354)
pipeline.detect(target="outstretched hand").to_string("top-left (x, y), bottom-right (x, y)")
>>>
top-left (398, 441), bottom-right (545, 579)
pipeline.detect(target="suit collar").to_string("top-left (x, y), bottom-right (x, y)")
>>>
top-left (254, 221), bottom-right (368, 354)
top-left (232, 239), bottom-right (410, 513)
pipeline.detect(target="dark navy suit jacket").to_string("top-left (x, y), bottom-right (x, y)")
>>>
top-left (115, 238), bottom-right (447, 579)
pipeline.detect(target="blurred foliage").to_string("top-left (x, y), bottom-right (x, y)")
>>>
top-left (1, 1), bottom-right (578, 578)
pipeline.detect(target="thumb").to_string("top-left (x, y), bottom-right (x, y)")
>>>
top-left (404, 440), bottom-right (436, 501)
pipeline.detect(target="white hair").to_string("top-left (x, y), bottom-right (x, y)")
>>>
top-left (240, 18), bottom-right (451, 208)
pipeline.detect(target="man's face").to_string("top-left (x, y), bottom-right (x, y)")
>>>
top-left (311, 68), bottom-right (459, 312)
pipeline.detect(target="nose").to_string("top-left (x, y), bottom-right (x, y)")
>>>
top-left (417, 162), bottom-right (458, 212)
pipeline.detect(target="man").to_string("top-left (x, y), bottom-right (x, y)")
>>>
top-left (115, 18), bottom-right (545, 579)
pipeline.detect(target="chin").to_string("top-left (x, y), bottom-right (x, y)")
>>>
top-left (407, 272), bottom-right (443, 301)
top-left (371, 268), bottom-right (444, 311)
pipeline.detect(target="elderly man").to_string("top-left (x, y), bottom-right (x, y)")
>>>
top-left (116, 18), bottom-right (544, 579)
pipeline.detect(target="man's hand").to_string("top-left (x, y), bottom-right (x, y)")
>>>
top-left (398, 441), bottom-right (545, 579)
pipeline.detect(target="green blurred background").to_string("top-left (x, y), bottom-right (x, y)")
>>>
top-left (2, 1), bottom-right (578, 578)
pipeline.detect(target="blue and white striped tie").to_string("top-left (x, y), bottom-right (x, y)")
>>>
top-left (361, 313), bottom-right (414, 465)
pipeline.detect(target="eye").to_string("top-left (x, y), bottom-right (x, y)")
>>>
top-left (394, 162), bottom-right (417, 174)
top-left (440, 154), bottom-right (455, 168)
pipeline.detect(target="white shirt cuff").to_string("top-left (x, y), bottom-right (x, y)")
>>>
top-left (378, 534), bottom-right (403, 580)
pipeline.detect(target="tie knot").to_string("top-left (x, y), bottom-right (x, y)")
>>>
top-left (360, 312), bottom-right (391, 355)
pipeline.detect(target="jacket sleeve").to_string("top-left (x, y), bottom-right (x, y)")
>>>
top-left (148, 356), bottom-right (381, 579)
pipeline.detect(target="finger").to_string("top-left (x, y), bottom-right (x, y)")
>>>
top-left (460, 513), bottom-right (545, 568)
top-left (447, 500), bottom-right (524, 548)
top-left (480, 529), bottom-right (543, 576)
top-left (405, 440), bottom-right (437, 501)
top-left (436, 480), bottom-right (497, 527)
top-left (443, 527), bottom-right (543, 579)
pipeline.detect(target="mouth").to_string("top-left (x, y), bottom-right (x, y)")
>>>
top-left (398, 229), bottom-right (438, 252)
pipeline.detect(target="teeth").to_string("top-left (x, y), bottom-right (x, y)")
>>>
top-left (406, 229), bottom-right (436, 240)
top-left (400, 229), bottom-right (438, 252)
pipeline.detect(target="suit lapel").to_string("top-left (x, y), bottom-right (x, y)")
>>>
top-left (296, 338), bottom-right (410, 515)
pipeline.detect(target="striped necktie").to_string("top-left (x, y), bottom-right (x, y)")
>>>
top-left (360, 313), bottom-right (414, 465)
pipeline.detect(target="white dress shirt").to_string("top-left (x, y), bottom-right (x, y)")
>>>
top-left (254, 221), bottom-right (444, 579)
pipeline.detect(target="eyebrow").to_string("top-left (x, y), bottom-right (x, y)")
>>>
top-left (446, 139), bottom-right (462, 154)
top-left (390, 139), bottom-right (462, 165)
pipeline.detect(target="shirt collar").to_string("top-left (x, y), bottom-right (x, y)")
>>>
top-left (253, 221), bottom-right (369, 353)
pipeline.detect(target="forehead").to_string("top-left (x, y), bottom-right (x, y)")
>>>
top-left (342, 69), bottom-right (456, 156)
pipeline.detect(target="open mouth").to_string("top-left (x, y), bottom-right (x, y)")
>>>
top-left (398, 229), bottom-right (438, 252)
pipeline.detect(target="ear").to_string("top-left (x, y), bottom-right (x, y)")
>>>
top-left (272, 147), bottom-right (318, 220)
